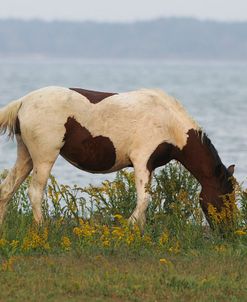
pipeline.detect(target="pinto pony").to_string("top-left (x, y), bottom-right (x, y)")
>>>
top-left (0, 87), bottom-right (235, 229)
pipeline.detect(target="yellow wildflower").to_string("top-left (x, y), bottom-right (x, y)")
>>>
top-left (102, 225), bottom-right (110, 236)
top-left (159, 230), bottom-right (169, 246)
top-left (43, 227), bottom-right (49, 241)
top-left (159, 258), bottom-right (173, 268)
top-left (215, 244), bottom-right (227, 252)
top-left (73, 227), bottom-right (82, 236)
top-left (102, 240), bottom-right (110, 247)
top-left (10, 240), bottom-right (19, 250)
top-left (73, 221), bottom-right (96, 238)
top-left (114, 214), bottom-right (123, 220)
top-left (43, 243), bottom-right (50, 250)
top-left (125, 234), bottom-right (134, 246)
top-left (79, 218), bottom-right (85, 226)
top-left (208, 204), bottom-right (220, 223)
top-left (112, 227), bottom-right (124, 239)
top-left (61, 236), bottom-right (71, 251)
top-left (22, 227), bottom-right (50, 251)
top-left (168, 241), bottom-right (180, 254)
top-left (143, 235), bottom-right (152, 246)
top-left (235, 230), bottom-right (247, 236)
top-left (159, 258), bottom-right (169, 265)
top-left (0, 238), bottom-right (8, 247)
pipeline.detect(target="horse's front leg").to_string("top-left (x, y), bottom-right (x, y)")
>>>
top-left (128, 164), bottom-right (152, 232)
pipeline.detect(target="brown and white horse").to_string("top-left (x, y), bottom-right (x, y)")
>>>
top-left (0, 87), bottom-right (235, 229)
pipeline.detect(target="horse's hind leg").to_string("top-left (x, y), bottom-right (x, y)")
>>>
top-left (128, 162), bottom-right (152, 232)
top-left (26, 143), bottom-right (60, 223)
top-left (27, 161), bottom-right (56, 224)
top-left (0, 135), bottom-right (33, 223)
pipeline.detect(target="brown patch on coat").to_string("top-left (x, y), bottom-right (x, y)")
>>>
top-left (147, 142), bottom-right (175, 172)
top-left (70, 88), bottom-right (117, 104)
top-left (60, 117), bottom-right (116, 172)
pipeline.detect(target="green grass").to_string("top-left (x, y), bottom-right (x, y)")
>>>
top-left (1, 250), bottom-right (247, 302)
top-left (0, 163), bottom-right (247, 301)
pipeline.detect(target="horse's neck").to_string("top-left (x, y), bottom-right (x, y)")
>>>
top-left (173, 129), bottom-right (219, 186)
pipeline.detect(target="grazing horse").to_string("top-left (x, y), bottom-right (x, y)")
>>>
top-left (0, 87), bottom-right (235, 229)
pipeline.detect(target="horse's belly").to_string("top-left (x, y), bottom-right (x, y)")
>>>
top-left (60, 135), bottom-right (116, 173)
top-left (60, 116), bottom-right (129, 173)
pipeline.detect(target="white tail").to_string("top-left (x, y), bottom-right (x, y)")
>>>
top-left (0, 99), bottom-right (22, 138)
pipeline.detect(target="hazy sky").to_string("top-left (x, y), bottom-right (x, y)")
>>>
top-left (1, 0), bottom-right (247, 22)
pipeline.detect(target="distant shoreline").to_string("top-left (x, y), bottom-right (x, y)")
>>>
top-left (0, 18), bottom-right (247, 60)
top-left (0, 57), bottom-right (247, 64)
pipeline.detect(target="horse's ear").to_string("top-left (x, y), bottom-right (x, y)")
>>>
top-left (227, 165), bottom-right (235, 176)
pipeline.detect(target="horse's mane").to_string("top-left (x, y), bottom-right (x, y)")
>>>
top-left (199, 131), bottom-right (225, 175)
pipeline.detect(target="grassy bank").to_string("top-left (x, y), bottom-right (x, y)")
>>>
top-left (1, 250), bottom-right (247, 302)
top-left (0, 163), bottom-right (247, 301)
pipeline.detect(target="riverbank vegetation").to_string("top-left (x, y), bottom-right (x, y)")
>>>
top-left (0, 163), bottom-right (247, 301)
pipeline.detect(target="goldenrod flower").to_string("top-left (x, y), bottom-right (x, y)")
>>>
top-left (73, 227), bottom-right (82, 236)
top-left (235, 230), bottom-right (246, 236)
top-left (159, 230), bottom-right (169, 246)
top-left (102, 240), bottom-right (110, 247)
top-left (10, 240), bottom-right (19, 250)
top-left (61, 236), bottom-right (71, 251)
top-left (102, 225), bottom-right (110, 236)
top-left (0, 238), bottom-right (8, 247)
top-left (215, 244), bottom-right (227, 252)
top-left (159, 258), bottom-right (169, 265)
top-left (168, 241), bottom-right (180, 254)
top-left (114, 214), bottom-right (123, 220)
top-left (22, 227), bottom-right (50, 251)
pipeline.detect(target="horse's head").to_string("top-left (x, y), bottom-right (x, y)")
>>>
top-left (200, 164), bottom-right (236, 227)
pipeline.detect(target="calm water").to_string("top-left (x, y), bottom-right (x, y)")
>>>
top-left (0, 59), bottom-right (246, 186)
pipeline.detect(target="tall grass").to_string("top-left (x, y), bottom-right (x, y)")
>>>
top-left (0, 162), bottom-right (246, 267)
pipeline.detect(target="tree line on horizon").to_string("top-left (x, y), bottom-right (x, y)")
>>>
top-left (0, 17), bottom-right (246, 60)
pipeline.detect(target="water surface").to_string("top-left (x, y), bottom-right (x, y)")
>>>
top-left (0, 59), bottom-right (246, 186)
